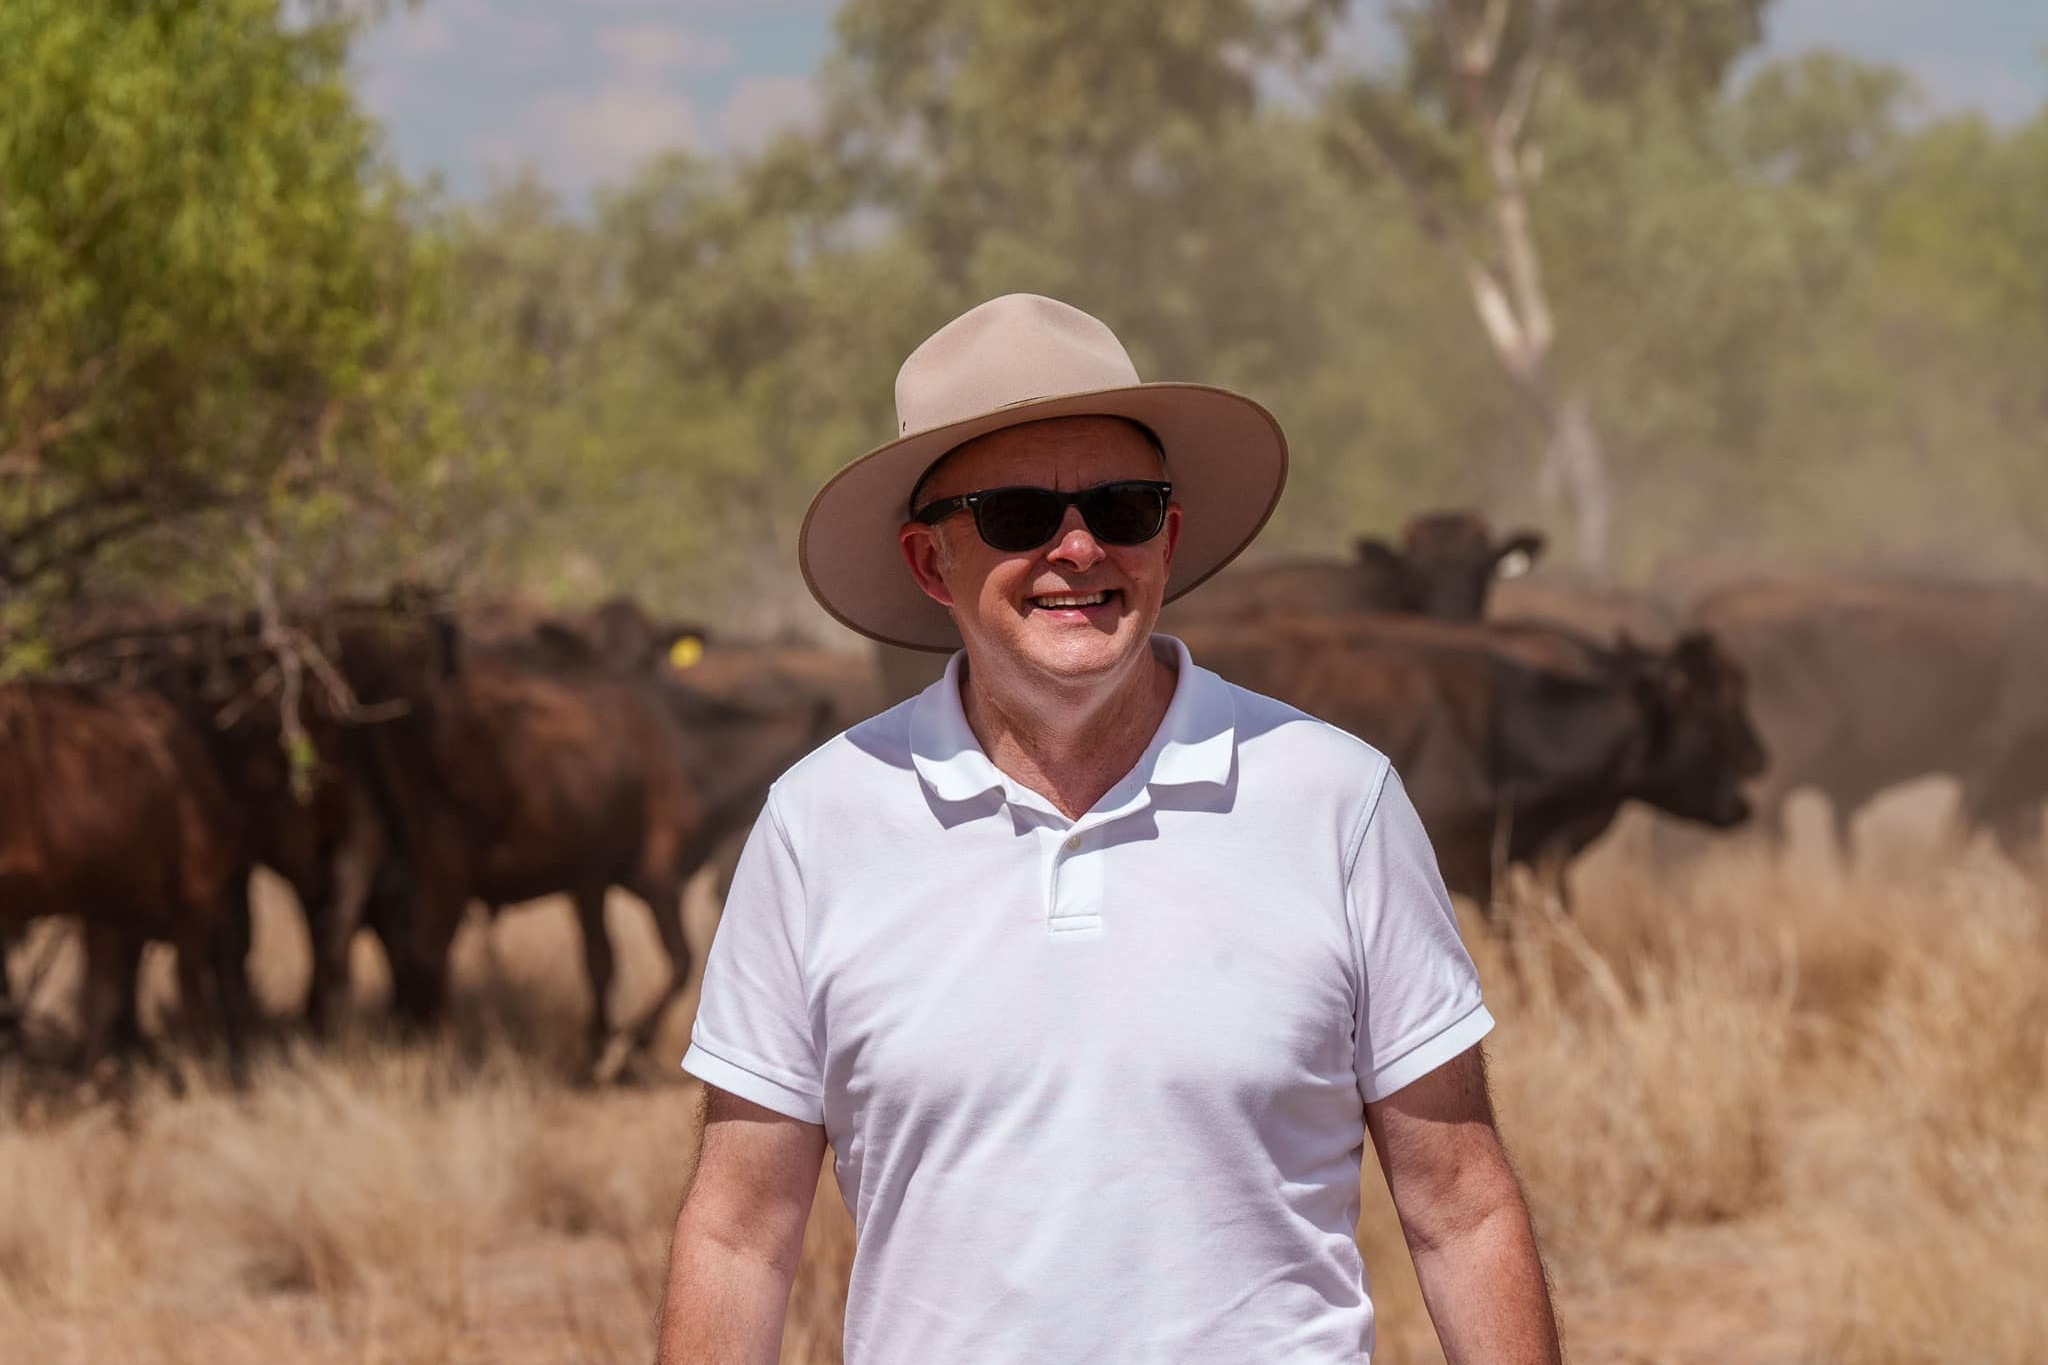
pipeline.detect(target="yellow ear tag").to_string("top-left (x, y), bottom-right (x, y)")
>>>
top-left (668, 635), bottom-right (705, 670)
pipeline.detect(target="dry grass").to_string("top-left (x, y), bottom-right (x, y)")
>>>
top-left (2, 795), bottom-right (2044, 1363)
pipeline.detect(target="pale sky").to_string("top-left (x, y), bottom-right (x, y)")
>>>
top-left (350, 0), bottom-right (2048, 199)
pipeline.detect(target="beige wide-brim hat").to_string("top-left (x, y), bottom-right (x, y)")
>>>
top-left (799, 293), bottom-right (1288, 651)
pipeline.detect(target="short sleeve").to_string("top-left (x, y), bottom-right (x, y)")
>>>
top-left (681, 789), bottom-right (825, 1123)
top-left (1348, 764), bottom-right (1494, 1103)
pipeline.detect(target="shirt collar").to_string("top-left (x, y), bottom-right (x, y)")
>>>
top-left (909, 635), bottom-right (1236, 811)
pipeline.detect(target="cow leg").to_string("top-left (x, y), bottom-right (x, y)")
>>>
top-left (108, 937), bottom-right (148, 1052)
top-left (1964, 731), bottom-right (2048, 873)
top-left (615, 871), bottom-right (692, 1076)
top-left (0, 926), bottom-right (20, 1050)
top-left (76, 919), bottom-right (133, 1079)
top-left (570, 884), bottom-right (618, 1080)
top-left (175, 895), bottom-right (252, 1089)
top-left (306, 789), bottom-right (386, 1038)
top-left (209, 888), bottom-right (255, 1088)
top-left (293, 863), bottom-right (339, 1035)
top-left (374, 855), bottom-right (467, 1032)
top-left (102, 936), bottom-right (191, 1094)
top-left (1826, 798), bottom-right (1859, 869)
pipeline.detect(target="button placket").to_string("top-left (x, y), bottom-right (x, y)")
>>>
top-left (1046, 821), bottom-right (1106, 935)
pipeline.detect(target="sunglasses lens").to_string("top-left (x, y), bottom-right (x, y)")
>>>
top-left (1080, 484), bottom-right (1167, 544)
top-left (974, 489), bottom-right (1065, 552)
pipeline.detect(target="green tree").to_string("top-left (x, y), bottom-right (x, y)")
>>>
top-left (0, 0), bottom-right (445, 637)
top-left (814, 0), bottom-right (1522, 554)
top-left (1322, 0), bottom-right (1772, 566)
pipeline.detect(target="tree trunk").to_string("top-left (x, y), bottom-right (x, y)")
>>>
top-left (1541, 391), bottom-right (1613, 571)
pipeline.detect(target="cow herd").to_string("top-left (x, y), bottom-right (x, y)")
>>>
top-left (4, 512), bottom-right (2047, 1087)
top-left (1169, 515), bottom-right (2048, 886)
top-left (0, 597), bottom-right (852, 1084)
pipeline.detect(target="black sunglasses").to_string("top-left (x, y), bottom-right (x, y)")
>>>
top-left (911, 480), bottom-right (1173, 553)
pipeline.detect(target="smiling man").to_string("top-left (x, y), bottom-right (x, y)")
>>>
top-left (657, 295), bottom-right (1562, 1364)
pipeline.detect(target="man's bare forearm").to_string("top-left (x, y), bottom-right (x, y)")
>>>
top-left (1407, 1183), bottom-right (1563, 1365)
top-left (656, 1203), bottom-right (801, 1365)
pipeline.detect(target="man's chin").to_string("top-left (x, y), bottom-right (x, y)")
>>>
top-left (1012, 618), bottom-right (1152, 678)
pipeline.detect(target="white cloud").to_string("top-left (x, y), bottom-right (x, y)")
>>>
top-left (719, 75), bottom-right (821, 151)
top-left (597, 23), bottom-right (736, 74)
top-left (479, 82), bottom-right (702, 193)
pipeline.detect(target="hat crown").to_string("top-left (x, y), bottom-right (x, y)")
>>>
top-left (895, 294), bottom-right (1142, 438)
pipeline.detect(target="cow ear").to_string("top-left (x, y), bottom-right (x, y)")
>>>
top-left (1493, 530), bottom-right (1546, 579)
top-left (1355, 537), bottom-right (1402, 572)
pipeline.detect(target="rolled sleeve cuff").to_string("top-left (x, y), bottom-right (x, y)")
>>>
top-left (681, 1041), bottom-right (825, 1124)
top-left (1361, 1002), bottom-right (1496, 1103)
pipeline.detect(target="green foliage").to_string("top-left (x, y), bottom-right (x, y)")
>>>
top-left (0, 0), bottom-right (449, 625)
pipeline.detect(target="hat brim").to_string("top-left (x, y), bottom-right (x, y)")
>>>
top-left (799, 382), bottom-right (1288, 651)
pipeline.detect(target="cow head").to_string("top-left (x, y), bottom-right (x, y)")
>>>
top-left (1355, 512), bottom-right (1546, 621)
top-left (522, 598), bottom-right (710, 677)
top-left (1628, 630), bottom-right (1768, 826)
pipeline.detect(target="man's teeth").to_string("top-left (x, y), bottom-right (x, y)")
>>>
top-left (1034, 591), bottom-right (1109, 608)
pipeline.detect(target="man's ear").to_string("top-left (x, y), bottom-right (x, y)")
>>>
top-left (899, 522), bottom-right (956, 608)
top-left (1161, 504), bottom-right (1183, 573)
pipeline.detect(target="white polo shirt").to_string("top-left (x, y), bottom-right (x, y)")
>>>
top-left (684, 637), bottom-right (1492, 1364)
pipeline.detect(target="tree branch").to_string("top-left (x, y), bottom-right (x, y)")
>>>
top-left (0, 348), bottom-right (126, 478)
top-left (1499, 0), bottom-right (1559, 148)
top-left (3, 476), bottom-right (228, 589)
top-left (1439, 0), bottom-right (1556, 362)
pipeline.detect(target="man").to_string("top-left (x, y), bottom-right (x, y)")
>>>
top-left (658, 294), bottom-right (1562, 1362)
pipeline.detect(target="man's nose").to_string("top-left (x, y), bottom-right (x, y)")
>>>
top-left (1045, 507), bottom-right (1106, 571)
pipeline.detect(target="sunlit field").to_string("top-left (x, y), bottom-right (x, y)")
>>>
top-left (3, 787), bottom-right (2043, 1365)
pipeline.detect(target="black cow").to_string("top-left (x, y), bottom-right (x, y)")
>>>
top-left (1181, 616), bottom-right (1765, 913)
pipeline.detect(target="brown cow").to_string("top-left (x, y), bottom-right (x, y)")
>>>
top-left (1180, 616), bottom-right (1764, 912)
top-left (683, 641), bottom-right (883, 736)
top-left (1157, 510), bottom-right (1544, 635)
top-left (58, 602), bottom-right (455, 1036)
top-left (0, 682), bottom-right (252, 1079)
top-left (366, 635), bottom-right (834, 1078)
top-left (1690, 575), bottom-right (2048, 860)
top-left (684, 641), bottom-right (886, 901)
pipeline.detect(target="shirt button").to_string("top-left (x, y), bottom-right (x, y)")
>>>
top-left (1064, 835), bottom-right (1081, 851)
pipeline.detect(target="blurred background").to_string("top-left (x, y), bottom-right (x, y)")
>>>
top-left (3, 0), bottom-right (2044, 646)
top-left (3, 2), bottom-right (2045, 1363)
